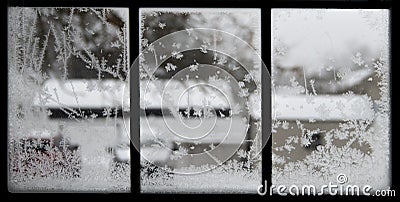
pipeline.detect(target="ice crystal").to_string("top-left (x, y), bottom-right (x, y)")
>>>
top-left (272, 9), bottom-right (390, 193)
top-left (8, 7), bottom-right (130, 192)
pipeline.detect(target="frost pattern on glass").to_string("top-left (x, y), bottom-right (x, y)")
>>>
top-left (271, 9), bottom-right (390, 193)
top-left (8, 7), bottom-right (130, 192)
top-left (139, 8), bottom-right (262, 193)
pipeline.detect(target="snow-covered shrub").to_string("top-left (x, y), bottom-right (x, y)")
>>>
top-left (9, 137), bottom-right (81, 182)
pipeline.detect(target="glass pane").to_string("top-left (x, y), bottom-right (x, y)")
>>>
top-left (139, 8), bottom-right (263, 193)
top-left (271, 9), bottom-right (390, 195)
top-left (8, 7), bottom-right (130, 192)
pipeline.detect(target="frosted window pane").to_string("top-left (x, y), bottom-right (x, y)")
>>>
top-left (271, 9), bottom-right (390, 194)
top-left (8, 7), bottom-right (130, 192)
top-left (139, 8), bottom-right (262, 193)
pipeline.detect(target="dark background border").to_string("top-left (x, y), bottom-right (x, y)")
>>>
top-left (3, 0), bottom-right (396, 201)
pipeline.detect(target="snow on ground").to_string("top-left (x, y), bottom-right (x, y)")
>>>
top-left (9, 177), bottom-right (130, 193)
top-left (142, 171), bottom-right (260, 194)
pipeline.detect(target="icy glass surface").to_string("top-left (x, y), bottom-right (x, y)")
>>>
top-left (8, 7), bottom-right (130, 192)
top-left (271, 9), bottom-right (390, 193)
top-left (139, 8), bottom-right (262, 193)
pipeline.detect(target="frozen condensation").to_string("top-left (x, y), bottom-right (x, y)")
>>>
top-left (271, 9), bottom-right (390, 193)
top-left (8, 7), bottom-right (130, 192)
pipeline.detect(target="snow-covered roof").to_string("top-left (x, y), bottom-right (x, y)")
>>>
top-left (33, 79), bottom-right (127, 109)
top-left (140, 79), bottom-right (238, 109)
top-left (35, 79), bottom-right (241, 110)
top-left (34, 80), bottom-right (374, 121)
top-left (273, 94), bottom-right (375, 121)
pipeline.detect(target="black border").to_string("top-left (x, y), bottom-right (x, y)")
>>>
top-left (3, 0), bottom-right (396, 201)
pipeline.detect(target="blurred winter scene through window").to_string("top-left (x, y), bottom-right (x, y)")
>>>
top-left (271, 9), bottom-right (390, 193)
top-left (139, 8), bottom-right (263, 193)
top-left (8, 7), bottom-right (130, 192)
